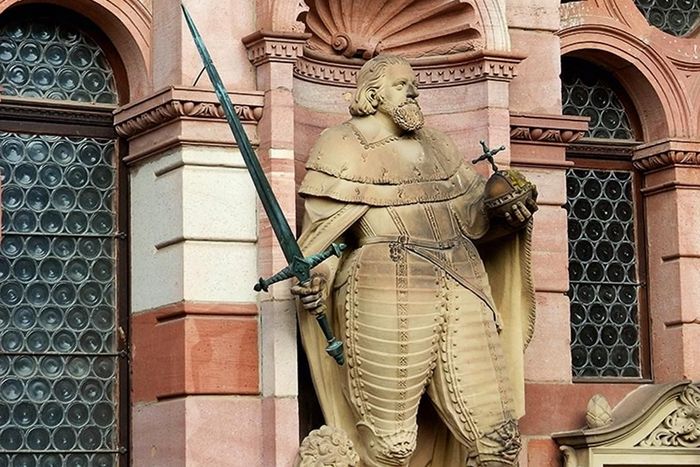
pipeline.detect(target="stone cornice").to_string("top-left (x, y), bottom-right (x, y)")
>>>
top-left (510, 113), bottom-right (589, 145)
top-left (294, 50), bottom-right (525, 88)
top-left (114, 86), bottom-right (264, 139)
top-left (241, 30), bottom-right (311, 67)
top-left (633, 139), bottom-right (700, 172)
top-left (0, 96), bottom-right (115, 128)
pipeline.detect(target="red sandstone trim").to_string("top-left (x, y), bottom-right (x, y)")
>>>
top-left (131, 301), bottom-right (260, 402)
top-left (520, 382), bottom-right (642, 436)
top-left (241, 30), bottom-right (310, 67)
top-left (133, 300), bottom-right (259, 318)
top-left (295, 50), bottom-right (525, 88)
top-left (665, 318), bottom-right (700, 328)
top-left (113, 86), bottom-right (264, 165)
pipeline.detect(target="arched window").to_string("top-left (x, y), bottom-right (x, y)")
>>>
top-left (633, 0), bottom-right (700, 37)
top-left (0, 7), bottom-right (126, 466)
top-left (562, 57), bottom-right (649, 380)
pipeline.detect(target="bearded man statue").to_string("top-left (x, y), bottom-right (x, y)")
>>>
top-left (292, 55), bottom-right (538, 467)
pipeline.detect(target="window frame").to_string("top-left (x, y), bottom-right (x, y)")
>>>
top-left (566, 140), bottom-right (652, 383)
top-left (0, 6), bottom-right (131, 464)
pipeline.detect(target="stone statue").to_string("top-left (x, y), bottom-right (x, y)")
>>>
top-left (292, 55), bottom-right (538, 467)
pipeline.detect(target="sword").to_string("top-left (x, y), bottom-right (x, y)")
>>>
top-left (181, 4), bottom-right (345, 365)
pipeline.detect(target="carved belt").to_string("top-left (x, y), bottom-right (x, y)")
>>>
top-left (358, 235), bottom-right (464, 249)
top-left (357, 235), bottom-right (497, 315)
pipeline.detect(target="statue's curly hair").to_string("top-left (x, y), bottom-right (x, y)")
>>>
top-left (349, 55), bottom-right (411, 117)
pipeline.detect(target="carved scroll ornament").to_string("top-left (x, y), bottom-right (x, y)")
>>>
top-left (632, 150), bottom-right (700, 171)
top-left (295, 425), bottom-right (360, 467)
top-left (638, 384), bottom-right (700, 448)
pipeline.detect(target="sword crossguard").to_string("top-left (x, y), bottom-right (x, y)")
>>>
top-left (253, 243), bottom-right (347, 292)
top-left (472, 140), bottom-right (506, 174)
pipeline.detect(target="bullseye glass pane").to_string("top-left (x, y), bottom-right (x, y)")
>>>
top-left (634, 0), bottom-right (700, 36)
top-left (566, 168), bottom-right (641, 378)
top-left (0, 131), bottom-right (118, 459)
top-left (562, 73), bottom-right (635, 140)
top-left (0, 19), bottom-right (117, 103)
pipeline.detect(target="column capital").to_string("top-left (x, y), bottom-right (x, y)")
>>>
top-left (242, 30), bottom-right (311, 67)
top-left (509, 113), bottom-right (588, 170)
top-left (633, 138), bottom-right (700, 172)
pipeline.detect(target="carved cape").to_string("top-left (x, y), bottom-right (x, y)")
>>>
top-left (297, 123), bottom-right (536, 465)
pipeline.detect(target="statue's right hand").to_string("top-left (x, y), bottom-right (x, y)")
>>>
top-left (291, 274), bottom-right (327, 313)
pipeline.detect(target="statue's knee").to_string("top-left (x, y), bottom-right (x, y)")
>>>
top-left (473, 419), bottom-right (522, 466)
top-left (356, 422), bottom-right (417, 467)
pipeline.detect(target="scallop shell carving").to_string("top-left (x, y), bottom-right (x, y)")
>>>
top-left (300, 0), bottom-right (483, 60)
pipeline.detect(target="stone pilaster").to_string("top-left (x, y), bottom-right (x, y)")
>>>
top-left (243, 30), bottom-right (310, 467)
top-left (509, 112), bottom-right (589, 467)
top-left (633, 139), bottom-right (700, 383)
top-left (115, 85), bottom-right (265, 466)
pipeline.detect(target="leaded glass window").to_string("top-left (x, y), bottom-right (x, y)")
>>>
top-left (0, 19), bottom-right (117, 103)
top-left (566, 169), bottom-right (642, 378)
top-left (634, 0), bottom-right (700, 37)
top-left (0, 12), bottom-right (122, 466)
top-left (562, 56), bottom-right (647, 379)
top-left (562, 74), bottom-right (635, 140)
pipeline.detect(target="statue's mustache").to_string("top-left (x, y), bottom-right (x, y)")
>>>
top-left (398, 98), bottom-right (419, 107)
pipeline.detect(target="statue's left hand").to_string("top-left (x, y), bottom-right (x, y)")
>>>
top-left (483, 169), bottom-right (538, 229)
top-left (503, 185), bottom-right (538, 228)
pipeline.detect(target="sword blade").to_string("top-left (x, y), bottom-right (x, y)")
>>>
top-left (181, 5), bottom-right (305, 277)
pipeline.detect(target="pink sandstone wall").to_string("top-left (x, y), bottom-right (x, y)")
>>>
top-left (2, 0), bottom-right (698, 466)
top-left (521, 1), bottom-right (700, 465)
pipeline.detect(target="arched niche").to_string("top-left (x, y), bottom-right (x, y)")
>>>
top-left (560, 24), bottom-right (690, 141)
top-left (265, 0), bottom-right (510, 51)
top-left (0, 0), bottom-right (151, 102)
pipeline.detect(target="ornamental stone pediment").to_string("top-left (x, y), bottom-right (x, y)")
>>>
top-left (553, 381), bottom-right (700, 466)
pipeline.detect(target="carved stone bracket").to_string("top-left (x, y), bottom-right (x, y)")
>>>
top-left (242, 30), bottom-right (311, 67)
top-left (295, 50), bottom-right (524, 88)
top-left (114, 86), bottom-right (263, 139)
top-left (510, 113), bottom-right (588, 145)
top-left (633, 138), bottom-right (700, 172)
top-left (113, 86), bottom-right (264, 164)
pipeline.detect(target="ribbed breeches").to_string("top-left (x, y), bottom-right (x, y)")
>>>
top-left (335, 244), bottom-right (520, 466)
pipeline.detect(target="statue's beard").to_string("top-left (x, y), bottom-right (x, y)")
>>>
top-left (380, 99), bottom-right (424, 132)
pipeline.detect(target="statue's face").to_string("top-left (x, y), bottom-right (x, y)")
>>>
top-left (376, 63), bottom-right (424, 132)
top-left (379, 63), bottom-right (419, 109)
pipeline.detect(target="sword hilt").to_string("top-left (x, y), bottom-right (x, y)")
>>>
top-left (254, 265), bottom-right (294, 292)
top-left (316, 312), bottom-right (345, 365)
top-left (253, 242), bottom-right (348, 366)
top-left (300, 294), bottom-right (344, 365)
top-left (253, 243), bottom-right (347, 292)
